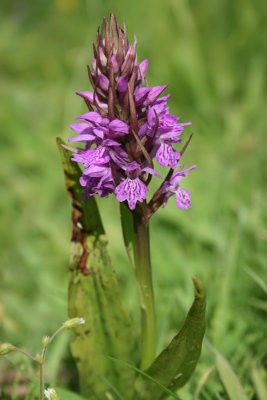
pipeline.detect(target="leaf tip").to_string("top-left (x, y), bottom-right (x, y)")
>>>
top-left (192, 277), bottom-right (206, 300)
top-left (56, 136), bottom-right (63, 146)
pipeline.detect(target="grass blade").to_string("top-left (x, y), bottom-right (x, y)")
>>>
top-left (214, 350), bottom-right (249, 400)
top-left (244, 266), bottom-right (267, 295)
top-left (251, 363), bottom-right (267, 400)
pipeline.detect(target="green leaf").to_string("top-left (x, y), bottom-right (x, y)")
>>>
top-left (107, 355), bottom-right (183, 400)
top-left (119, 203), bottom-right (135, 268)
top-left (56, 137), bottom-right (104, 235)
top-left (57, 138), bottom-right (135, 400)
top-left (136, 278), bottom-right (206, 399)
top-left (54, 387), bottom-right (95, 400)
top-left (251, 363), bottom-right (267, 400)
top-left (215, 350), bottom-right (249, 400)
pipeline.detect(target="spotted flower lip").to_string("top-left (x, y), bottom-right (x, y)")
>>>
top-left (68, 14), bottom-right (195, 212)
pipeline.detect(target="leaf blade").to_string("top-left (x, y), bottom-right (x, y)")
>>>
top-left (57, 138), bottom-right (135, 399)
top-left (137, 278), bottom-right (206, 399)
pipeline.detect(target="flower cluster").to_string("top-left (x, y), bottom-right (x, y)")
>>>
top-left (69, 15), bottom-right (196, 212)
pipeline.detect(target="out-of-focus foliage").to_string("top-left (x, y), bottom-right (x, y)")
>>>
top-left (0, 0), bottom-right (266, 398)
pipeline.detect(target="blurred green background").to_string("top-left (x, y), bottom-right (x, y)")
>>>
top-left (0, 0), bottom-right (266, 398)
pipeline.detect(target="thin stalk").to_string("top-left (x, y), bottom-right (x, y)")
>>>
top-left (12, 346), bottom-right (36, 362)
top-left (40, 362), bottom-right (44, 400)
top-left (49, 326), bottom-right (64, 342)
top-left (133, 207), bottom-right (156, 370)
top-left (39, 346), bottom-right (48, 400)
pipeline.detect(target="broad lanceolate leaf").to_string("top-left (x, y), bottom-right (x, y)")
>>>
top-left (57, 138), bottom-right (135, 400)
top-left (136, 278), bottom-right (206, 399)
top-left (107, 356), bottom-right (182, 400)
top-left (215, 350), bottom-right (249, 400)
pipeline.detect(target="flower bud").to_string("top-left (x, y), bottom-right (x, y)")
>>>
top-left (62, 317), bottom-right (85, 329)
top-left (0, 343), bottom-right (14, 355)
top-left (36, 353), bottom-right (42, 364)
top-left (44, 388), bottom-right (60, 400)
top-left (42, 336), bottom-right (51, 347)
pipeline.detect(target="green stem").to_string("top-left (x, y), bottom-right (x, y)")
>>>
top-left (133, 207), bottom-right (156, 370)
top-left (39, 346), bottom-right (47, 400)
top-left (40, 361), bottom-right (44, 400)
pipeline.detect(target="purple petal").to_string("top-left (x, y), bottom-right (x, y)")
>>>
top-left (97, 74), bottom-right (109, 92)
top-left (92, 58), bottom-right (96, 71)
top-left (159, 131), bottom-right (182, 141)
top-left (162, 190), bottom-right (173, 207)
top-left (102, 138), bottom-right (121, 147)
top-left (138, 122), bottom-right (149, 137)
top-left (80, 171), bottom-right (114, 200)
top-left (111, 54), bottom-right (119, 74)
top-left (79, 175), bottom-right (87, 186)
top-left (76, 91), bottom-right (94, 103)
top-left (121, 45), bottom-right (134, 72)
top-left (99, 47), bottom-right (107, 66)
top-left (142, 167), bottom-right (162, 179)
top-left (69, 134), bottom-right (95, 142)
top-left (137, 59), bottom-right (149, 80)
top-left (84, 164), bottom-right (109, 176)
top-left (109, 119), bottom-right (129, 136)
top-left (109, 150), bottom-right (128, 168)
top-left (92, 127), bottom-right (105, 139)
top-left (170, 165), bottom-right (197, 186)
top-left (180, 122), bottom-right (192, 126)
top-left (126, 161), bottom-right (142, 178)
top-left (147, 107), bottom-right (157, 126)
top-left (117, 74), bottom-right (129, 93)
top-left (76, 91), bottom-right (107, 108)
top-left (110, 145), bottom-right (128, 158)
top-left (115, 178), bottom-right (148, 210)
top-left (156, 143), bottom-right (181, 169)
top-left (143, 85), bottom-right (168, 107)
top-left (153, 94), bottom-right (170, 106)
top-left (175, 188), bottom-right (192, 209)
top-left (91, 58), bottom-right (96, 71)
top-left (69, 123), bottom-right (92, 134)
top-left (77, 111), bottom-right (103, 124)
top-left (134, 87), bottom-right (150, 106)
top-left (77, 146), bottom-right (110, 169)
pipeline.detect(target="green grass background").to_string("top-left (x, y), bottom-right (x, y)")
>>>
top-left (0, 0), bottom-right (266, 398)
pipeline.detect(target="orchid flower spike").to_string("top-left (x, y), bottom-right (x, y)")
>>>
top-left (69, 14), bottom-right (196, 213)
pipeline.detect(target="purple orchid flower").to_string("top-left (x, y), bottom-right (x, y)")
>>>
top-left (68, 15), bottom-right (195, 213)
top-left (162, 165), bottom-right (197, 209)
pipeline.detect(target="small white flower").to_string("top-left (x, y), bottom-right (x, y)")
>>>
top-left (44, 388), bottom-right (60, 400)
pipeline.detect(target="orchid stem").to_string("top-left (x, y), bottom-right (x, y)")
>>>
top-left (133, 207), bottom-right (156, 370)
